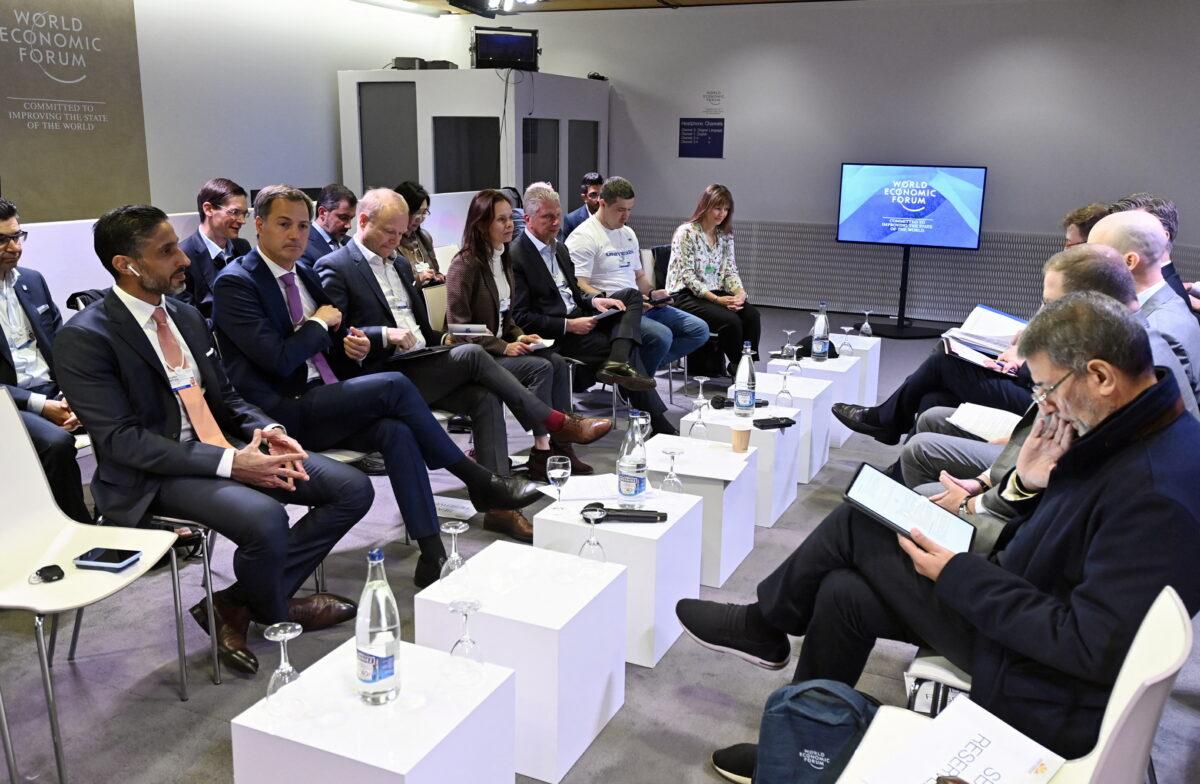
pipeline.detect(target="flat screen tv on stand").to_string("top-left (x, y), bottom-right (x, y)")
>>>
top-left (836, 163), bottom-right (988, 339)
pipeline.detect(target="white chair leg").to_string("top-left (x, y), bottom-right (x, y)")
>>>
top-left (566, 363), bottom-right (575, 413)
top-left (34, 615), bottom-right (68, 784)
top-left (168, 548), bottom-right (189, 702)
top-left (0, 681), bottom-right (19, 784)
top-left (199, 535), bottom-right (221, 685)
top-left (67, 607), bottom-right (84, 662)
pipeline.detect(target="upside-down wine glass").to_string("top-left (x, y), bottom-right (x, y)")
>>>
top-left (444, 599), bottom-right (483, 685)
top-left (860, 310), bottom-right (874, 337)
top-left (546, 455), bottom-right (571, 504)
top-left (776, 362), bottom-right (799, 408)
top-left (688, 397), bottom-right (709, 439)
top-left (440, 520), bottom-right (469, 579)
top-left (660, 447), bottom-right (684, 493)
top-left (781, 329), bottom-right (797, 360)
top-left (839, 325), bottom-right (856, 356)
top-left (579, 506), bottom-right (607, 562)
top-left (264, 622), bottom-right (304, 716)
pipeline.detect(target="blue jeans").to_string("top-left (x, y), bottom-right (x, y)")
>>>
top-left (639, 305), bottom-right (710, 372)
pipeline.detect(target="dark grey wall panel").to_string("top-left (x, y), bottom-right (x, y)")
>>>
top-left (632, 215), bottom-right (1200, 324)
top-left (357, 81), bottom-right (419, 190)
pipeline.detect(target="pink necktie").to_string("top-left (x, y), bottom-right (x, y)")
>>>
top-left (151, 307), bottom-right (234, 449)
top-left (280, 272), bottom-right (338, 385)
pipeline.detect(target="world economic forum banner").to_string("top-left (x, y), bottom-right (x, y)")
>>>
top-left (0, 0), bottom-right (150, 222)
top-left (837, 164), bottom-right (987, 250)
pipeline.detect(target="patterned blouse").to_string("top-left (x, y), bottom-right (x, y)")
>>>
top-left (665, 221), bottom-right (743, 297)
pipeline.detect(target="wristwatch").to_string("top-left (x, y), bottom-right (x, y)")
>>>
top-left (957, 497), bottom-right (972, 518)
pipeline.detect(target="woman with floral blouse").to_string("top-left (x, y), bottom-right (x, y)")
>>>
top-left (665, 184), bottom-right (761, 370)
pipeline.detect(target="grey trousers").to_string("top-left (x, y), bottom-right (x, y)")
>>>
top-left (900, 406), bottom-right (1003, 488)
top-left (402, 344), bottom-right (556, 475)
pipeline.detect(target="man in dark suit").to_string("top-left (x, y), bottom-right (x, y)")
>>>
top-left (176, 178), bottom-right (252, 327)
top-left (298, 183), bottom-right (356, 269)
top-left (680, 293), bottom-right (1200, 770)
top-left (558, 171), bottom-right (603, 242)
top-left (0, 198), bottom-right (90, 524)
top-left (213, 185), bottom-right (540, 585)
top-left (511, 183), bottom-right (676, 434)
top-left (55, 204), bottom-right (374, 675)
top-left (316, 189), bottom-right (611, 542)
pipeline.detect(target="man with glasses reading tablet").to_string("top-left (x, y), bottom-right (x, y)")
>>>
top-left (677, 292), bottom-right (1200, 780)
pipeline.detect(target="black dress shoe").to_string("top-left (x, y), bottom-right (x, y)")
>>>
top-left (831, 403), bottom-right (900, 445)
top-left (414, 555), bottom-right (445, 588)
top-left (467, 475), bottom-right (542, 512)
top-left (712, 743), bottom-right (757, 784)
top-left (597, 360), bottom-right (656, 392)
top-left (675, 599), bottom-right (790, 670)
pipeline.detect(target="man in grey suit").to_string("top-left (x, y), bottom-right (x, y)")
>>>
top-left (315, 189), bottom-right (611, 542)
top-left (899, 243), bottom-right (1199, 553)
top-left (1090, 210), bottom-right (1200, 402)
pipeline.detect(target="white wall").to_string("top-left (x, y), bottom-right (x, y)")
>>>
top-left (517, 0), bottom-right (1200, 242)
top-left (133, 0), bottom-right (466, 214)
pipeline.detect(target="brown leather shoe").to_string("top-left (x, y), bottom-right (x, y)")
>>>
top-left (550, 442), bottom-right (594, 475)
top-left (552, 414), bottom-right (613, 446)
top-left (188, 595), bottom-right (259, 675)
top-left (483, 508), bottom-right (534, 543)
top-left (525, 447), bottom-right (551, 482)
top-left (288, 593), bottom-right (357, 631)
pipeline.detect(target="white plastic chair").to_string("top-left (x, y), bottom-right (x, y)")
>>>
top-left (1, 681), bottom-right (17, 784)
top-left (0, 389), bottom-right (179, 784)
top-left (433, 243), bottom-right (459, 274)
top-left (837, 586), bottom-right (1193, 783)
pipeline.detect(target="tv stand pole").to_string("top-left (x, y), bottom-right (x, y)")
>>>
top-left (870, 245), bottom-right (946, 339)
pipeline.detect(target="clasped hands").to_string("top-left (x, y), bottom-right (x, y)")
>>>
top-left (231, 428), bottom-right (309, 491)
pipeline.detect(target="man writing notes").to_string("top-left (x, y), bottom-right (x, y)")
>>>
top-left (566, 176), bottom-right (708, 399)
top-left (55, 205), bottom-right (375, 675)
top-left (212, 185), bottom-right (540, 587)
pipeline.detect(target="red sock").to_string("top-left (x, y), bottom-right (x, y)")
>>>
top-left (544, 410), bottom-right (567, 431)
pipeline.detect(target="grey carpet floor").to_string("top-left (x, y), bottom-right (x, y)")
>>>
top-left (1, 307), bottom-right (1197, 783)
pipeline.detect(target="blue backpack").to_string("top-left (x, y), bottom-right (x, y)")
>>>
top-left (755, 680), bottom-right (880, 784)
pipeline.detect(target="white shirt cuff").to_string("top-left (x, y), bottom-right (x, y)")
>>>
top-left (378, 327), bottom-right (390, 349)
top-left (27, 392), bottom-right (47, 415)
top-left (973, 494), bottom-right (995, 518)
top-left (216, 448), bottom-right (235, 478)
top-left (305, 316), bottom-right (327, 330)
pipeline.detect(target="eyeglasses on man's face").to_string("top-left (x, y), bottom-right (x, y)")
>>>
top-left (1031, 370), bottom-right (1075, 405)
top-left (0, 231), bottom-right (28, 246)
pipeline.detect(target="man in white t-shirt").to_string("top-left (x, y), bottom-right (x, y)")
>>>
top-left (566, 176), bottom-right (708, 377)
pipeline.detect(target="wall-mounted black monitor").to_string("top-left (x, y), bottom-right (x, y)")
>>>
top-left (472, 26), bottom-right (539, 72)
top-left (837, 163), bottom-right (987, 250)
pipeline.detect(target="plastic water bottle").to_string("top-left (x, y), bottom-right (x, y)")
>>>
top-left (812, 301), bottom-right (830, 362)
top-left (617, 409), bottom-right (648, 507)
top-left (356, 548), bottom-right (400, 705)
top-left (733, 341), bottom-right (756, 417)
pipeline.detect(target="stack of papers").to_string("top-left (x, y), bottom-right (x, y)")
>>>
top-left (947, 403), bottom-right (1022, 442)
top-left (943, 305), bottom-right (1028, 356)
top-left (862, 698), bottom-right (1064, 784)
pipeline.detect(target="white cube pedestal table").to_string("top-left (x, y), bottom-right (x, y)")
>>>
top-left (533, 475), bottom-right (703, 668)
top-left (679, 405), bottom-right (801, 527)
top-left (231, 639), bottom-right (515, 783)
top-left (832, 334), bottom-right (882, 406)
top-left (751, 373), bottom-right (832, 483)
top-left (414, 540), bottom-right (626, 784)
top-left (644, 434), bottom-right (757, 588)
top-left (769, 356), bottom-right (862, 447)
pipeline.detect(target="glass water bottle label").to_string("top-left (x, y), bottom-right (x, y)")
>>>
top-left (618, 473), bottom-right (646, 496)
top-left (357, 649), bottom-right (395, 683)
top-left (813, 339), bottom-right (829, 354)
top-left (735, 389), bottom-right (755, 408)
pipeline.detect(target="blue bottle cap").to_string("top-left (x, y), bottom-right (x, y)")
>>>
top-left (368, 547), bottom-right (384, 562)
